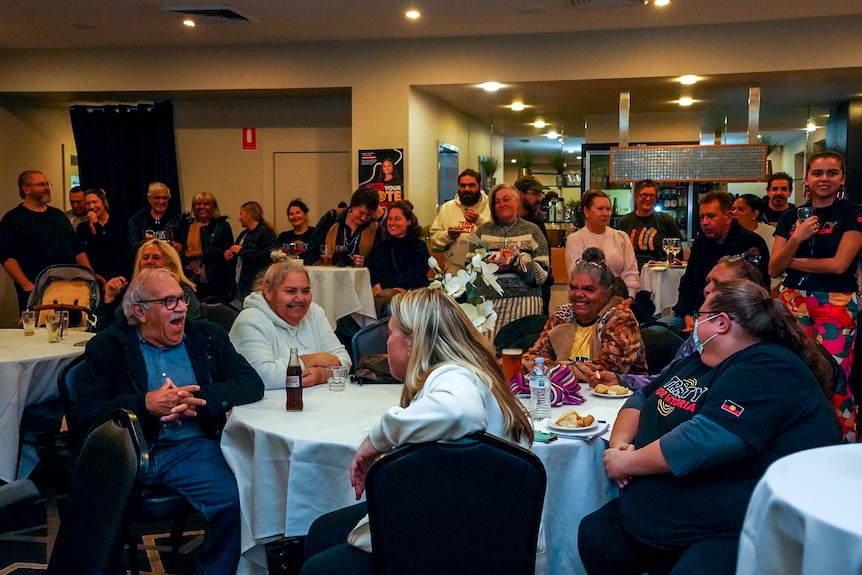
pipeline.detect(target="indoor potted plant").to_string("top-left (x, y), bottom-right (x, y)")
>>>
top-left (479, 156), bottom-right (502, 187)
top-left (550, 152), bottom-right (567, 188)
top-left (516, 150), bottom-right (533, 176)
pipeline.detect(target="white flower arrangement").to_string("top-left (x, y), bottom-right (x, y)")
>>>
top-left (428, 252), bottom-right (503, 334)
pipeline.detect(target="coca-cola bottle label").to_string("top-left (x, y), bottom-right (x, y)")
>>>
top-left (286, 375), bottom-right (301, 388)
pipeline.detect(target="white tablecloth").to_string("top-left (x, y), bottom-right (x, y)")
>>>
top-left (737, 444), bottom-right (862, 575)
top-left (0, 328), bottom-right (93, 481)
top-left (306, 266), bottom-right (377, 329)
top-left (640, 265), bottom-right (686, 316)
top-left (220, 384), bottom-right (626, 575)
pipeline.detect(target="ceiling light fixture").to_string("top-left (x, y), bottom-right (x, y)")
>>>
top-left (806, 122), bottom-right (817, 132)
top-left (546, 131), bottom-right (559, 139)
top-left (679, 75), bottom-right (699, 85)
top-left (533, 120), bottom-right (546, 129)
top-left (479, 82), bottom-right (503, 92)
top-left (510, 158), bottom-right (517, 163)
top-left (678, 97), bottom-right (694, 107)
top-left (405, 9), bottom-right (421, 20)
top-left (510, 102), bottom-right (525, 111)
top-left (183, 18), bottom-right (195, 27)
top-left (654, 0), bottom-right (669, 5)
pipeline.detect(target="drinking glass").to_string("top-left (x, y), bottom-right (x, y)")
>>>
top-left (58, 310), bottom-right (70, 339)
top-left (501, 348), bottom-right (523, 384)
top-left (333, 245), bottom-right (349, 267)
top-left (664, 237), bottom-right (681, 264)
top-left (21, 311), bottom-right (36, 336)
top-left (45, 314), bottom-right (61, 343)
top-left (327, 366), bottom-right (349, 392)
top-left (320, 244), bottom-right (333, 266)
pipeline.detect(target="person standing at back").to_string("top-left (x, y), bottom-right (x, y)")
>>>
top-left (428, 169), bottom-right (492, 274)
top-left (66, 185), bottom-right (89, 228)
top-left (127, 181), bottom-right (182, 255)
top-left (514, 175), bottom-right (555, 316)
top-left (617, 179), bottom-right (682, 270)
top-left (0, 170), bottom-right (91, 312)
top-left (225, 201), bottom-right (279, 305)
top-left (761, 172), bottom-right (795, 226)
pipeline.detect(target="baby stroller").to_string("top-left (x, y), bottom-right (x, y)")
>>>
top-left (26, 264), bottom-right (102, 331)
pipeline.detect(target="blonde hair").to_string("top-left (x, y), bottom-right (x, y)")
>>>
top-left (241, 201), bottom-right (277, 234)
top-left (256, 259), bottom-right (309, 293)
top-left (389, 288), bottom-right (532, 444)
top-left (133, 239), bottom-right (197, 290)
top-left (190, 192), bottom-right (222, 218)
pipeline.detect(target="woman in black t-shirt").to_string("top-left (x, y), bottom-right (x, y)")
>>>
top-left (578, 279), bottom-right (839, 575)
top-left (769, 151), bottom-right (862, 442)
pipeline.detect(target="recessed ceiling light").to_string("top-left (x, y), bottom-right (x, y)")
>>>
top-left (479, 82), bottom-right (503, 92)
top-left (678, 97), bottom-right (694, 107)
top-left (510, 102), bottom-right (525, 111)
top-left (510, 158), bottom-right (517, 163)
top-left (576, 155), bottom-right (582, 160)
top-left (654, 0), bottom-right (669, 5)
top-left (546, 131), bottom-right (559, 139)
top-left (183, 18), bottom-right (195, 27)
top-left (679, 75), bottom-right (699, 85)
top-left (533, 120), bottom-right (546, 129)
top-left (405, 9), bottom-right (420, 20)
top-left (806, 122), bottom-right (817, 132)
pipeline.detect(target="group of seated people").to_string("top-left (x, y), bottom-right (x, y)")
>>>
top-left (64, 152), bottom-right (856, 575)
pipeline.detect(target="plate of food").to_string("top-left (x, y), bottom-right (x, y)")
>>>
top-left (649, 265), bottom-right (668, 272)
top-left (590, 384), bottom-right (633, 398)
top-left (547, 410), bottom-right (598, 432)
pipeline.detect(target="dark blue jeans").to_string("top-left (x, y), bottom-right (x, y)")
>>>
top-left (145, 437), bottom-right (241, 575)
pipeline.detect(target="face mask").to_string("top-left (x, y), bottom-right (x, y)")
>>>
top-left (693, 314), bottom-right (719, 354)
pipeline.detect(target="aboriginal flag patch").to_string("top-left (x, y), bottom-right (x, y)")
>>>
top-left (721, 399), bottom-right (744, 417)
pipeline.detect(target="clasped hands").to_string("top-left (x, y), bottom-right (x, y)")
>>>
top-left (145, 377), bottom-right (206, 425)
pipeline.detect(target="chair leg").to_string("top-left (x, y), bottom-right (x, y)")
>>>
top-left (127, 526), bottom-right (140, 575)
top-left (165, 514), bottom-right (188, 572)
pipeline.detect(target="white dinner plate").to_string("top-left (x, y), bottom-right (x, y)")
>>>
top-left (548, 418), bottom-right (599, 433)
top-left (649, 265), bottom-right (668, 271)
top-left (590, 388), bottom-right (633, 399)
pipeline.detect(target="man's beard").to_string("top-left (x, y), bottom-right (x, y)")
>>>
top-left (459, 192), bottom-right (480, 206)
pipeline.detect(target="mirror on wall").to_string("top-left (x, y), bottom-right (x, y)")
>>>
top-left (437, 142), bottom-right (458, 209)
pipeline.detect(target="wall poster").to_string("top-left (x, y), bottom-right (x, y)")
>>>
top-left (358, 148), bottom-right (403, 206)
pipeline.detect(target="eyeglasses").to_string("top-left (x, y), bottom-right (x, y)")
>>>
top-left (724, 252), bottom-right (762, 266)
top-left (575, 258), bottom-right (606, 269)
top-left (526, 189), bottom-right (544, 197)
top-left (691, 310), bottom-right (720, 320)
top-left (136, 292), bottom-right (191, 310)
top-left (151, 195), bottom-right (170, 201)
top-left (638, 193), bottom-right (657, 199)
top-left (27, 181), bottom-right (52, 188)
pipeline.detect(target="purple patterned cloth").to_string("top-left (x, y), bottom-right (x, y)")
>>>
top-left (508, 363), bottom-right (585, 406)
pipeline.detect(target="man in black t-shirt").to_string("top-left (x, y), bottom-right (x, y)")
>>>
top-left (0, 170), bottom-right (91, 311)
top-left (761, 172), bottom-right (795, 226)
top-left (618, 179), bottom-right (682, 270)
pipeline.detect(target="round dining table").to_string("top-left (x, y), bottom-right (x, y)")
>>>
top-left (305, 265), bottom-right (377, 330)
top-left (0, 327), bottom-right (94, 482)
top-left (640, 263), bottom-right (686, 317)
top-left (736, 444), bottom-right (862, 575)
top-left (220, 382), bottom-right (628, 575)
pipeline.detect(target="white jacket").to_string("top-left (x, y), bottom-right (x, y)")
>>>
top-left (428, 193), bottom-right (492, 274)
top-left (229, 292), bottom-right (351, 390)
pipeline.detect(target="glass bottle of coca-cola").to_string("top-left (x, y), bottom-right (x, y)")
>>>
top-left (286, 347), bottom-right (303, 411)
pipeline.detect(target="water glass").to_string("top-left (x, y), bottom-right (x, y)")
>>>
top-left (327, 366), bottom-right (349, 392)
top-left (21, 311), bottom-right (36, 336)
top-left (45, 314), bottom-right (61, 343)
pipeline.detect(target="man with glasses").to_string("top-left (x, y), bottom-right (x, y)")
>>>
top-left (127, 181), bottom-right (182, 253)
top-left (71, 267), bottom-right (264, 575)
top-left (514, 174), bottom-right (554, 314)
top-left (0, 170), bottom-right (91, 312)
top-left (761, 172), bottom-right (795, 226)
top-left (429, 168), bottom-right (492, 274)
top-left (618, 180), bottom-right (682, 270)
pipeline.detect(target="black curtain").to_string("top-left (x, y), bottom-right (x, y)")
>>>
top-left (70, 101), bottom-right (182, 224)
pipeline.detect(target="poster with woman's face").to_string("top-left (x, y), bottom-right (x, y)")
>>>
top-left (359, 148), bottom-right (403, 206)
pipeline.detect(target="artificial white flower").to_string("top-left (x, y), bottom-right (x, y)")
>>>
top-left (471, 254), bottom-right (503, 295)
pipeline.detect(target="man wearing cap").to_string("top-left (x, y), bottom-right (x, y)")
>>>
top-left (617, 179), bottom-right (682, 270)
top-left (428, 169), bottom-right (491, 274)
top-left (514, 175), bottom-right (554, 315)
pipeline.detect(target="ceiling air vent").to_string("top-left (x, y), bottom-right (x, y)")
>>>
top-left (159, 5), bottom-right (257, 23)
top-left (568, 0), bottom-right (644, 7)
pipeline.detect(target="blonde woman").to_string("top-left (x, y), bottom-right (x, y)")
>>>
top-left (96, 239), bottom-right (203, 330)
top-left (175, 192), bottom-right (234, 302)
top-left (301, 288), bottom-right (533, 574)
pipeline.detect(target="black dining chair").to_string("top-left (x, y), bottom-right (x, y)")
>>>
top-left (351, 317), bottom-right (389, 363)
top-left (638, 321), bottom-right (686, 374)
top-left (365, 432), bottom-right (546, 575)
top-left (58, 358), bottom-right (194, 574)
top-left (200, 299), bottom-right (241, 331)
top-left (493, 314), bottom-right (549, 357)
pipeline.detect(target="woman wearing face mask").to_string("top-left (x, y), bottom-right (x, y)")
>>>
top-left (578, 278), bottom-right (839, 575)
top-left (769, 151), bottom-right (862, 441)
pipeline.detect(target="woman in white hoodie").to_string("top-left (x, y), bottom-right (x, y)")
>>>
top-left (229, 259), bottom-right (350, 388)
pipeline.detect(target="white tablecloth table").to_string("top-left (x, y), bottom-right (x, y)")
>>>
top-left (736, 444), bottom-right (862, 575)
top-left (306, 266), bottom-right (377, 329)
top-left (640, 264), bottom-right (686, 317)
top-left (0, 328), bottom-right (93, 481)
top-left (220, 384), bottom-right (627, 575)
